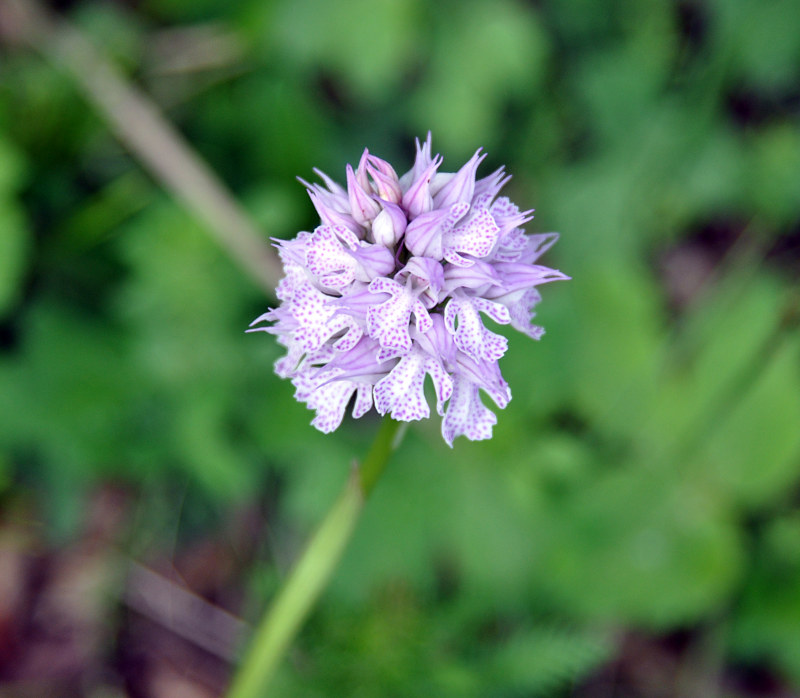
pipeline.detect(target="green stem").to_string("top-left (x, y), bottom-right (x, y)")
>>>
top-left (227, 417), bottom-right (404, 698)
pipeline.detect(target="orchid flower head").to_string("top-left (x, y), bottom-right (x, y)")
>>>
top-left (250, 135), bottom-right (569, 446)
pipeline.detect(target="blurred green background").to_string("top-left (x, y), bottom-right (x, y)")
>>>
top-left (1, 0), bottom-right (799, 695)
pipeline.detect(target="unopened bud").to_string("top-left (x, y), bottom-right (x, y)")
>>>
top-left (371, 201), bottom-right (407, 247)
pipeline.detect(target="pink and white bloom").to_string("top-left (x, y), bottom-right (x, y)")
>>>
top-left (249, 134), bottom-right (569, 445)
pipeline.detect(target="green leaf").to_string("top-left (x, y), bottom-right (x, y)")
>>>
top-left (410, 0), bottom-right (549, 155)
top-left (533, 466), bottom-right (743, 627)
top-left (731, 513), bottom-right (800, 683)
top-left (270, 0), bottom-right (422, 101)
top-left (747, 124), bottom-right (800, 224)
top-left (484, 624), bottom-right (613, 696)
top-left (0, 201), bottom-right (30, 317)
top-left (0, 134), bottom-right (30, 317)
top-left (700, 333), bottom-right (800, 508)
top-left (720, 0), bottom-right (800, 90)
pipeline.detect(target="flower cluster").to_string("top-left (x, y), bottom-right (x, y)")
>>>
top-left (249, 135), bottom-right (569, 446)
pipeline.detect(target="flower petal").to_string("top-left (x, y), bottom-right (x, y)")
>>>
top-left (442, 375), bottom-right (498, 447)
top-left (443, 206), bottom-right (501, 266)
top-left (433, 148), bottom-right (486, 209)
top-left (306, 226), bottom-right (357, 288)
top-left (374, 349), bottom-right (453, 421)
top-left (402, 154), bottom-right (443, 219)
top-left (308, 191), bottom-right (363, 236)
top-left (366, 277), bottom-right (432, 351)
top-left (399, 132), bottom-right (433, 189)
top-left (347, 163), bottom-right (382, 225)
top-left (291, 282), bottom-right (337, 351)
top-left (444, 294), bottom-right (508, 362)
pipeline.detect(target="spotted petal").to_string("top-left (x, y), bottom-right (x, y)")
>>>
top-left (444, 293), bottom-right (510, 362)
top-left (326, 312), bottom-right (363, 351)
top-left (366, 277), bottom-right (432, 351)
top-left (306, 226), bottom-right (358, 288)
top-left (505, 287), bottom-right (546, 339)
top-left (290, 282), bottom-right (338, 351)
top-left (443, 206), bottom-right (501, 266)
top-left (294, 369), bottom-right (374, 433)
top-left (374, 349), bottom-right (453, 421)
top-left (442, 375), bottom-right (498, 447)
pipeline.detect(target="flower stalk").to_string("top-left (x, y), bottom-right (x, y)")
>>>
top-left (227, 417), bottom-right (404, 698)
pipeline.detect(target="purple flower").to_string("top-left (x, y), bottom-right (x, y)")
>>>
top-left (249, 134), bottom-right (569, 446)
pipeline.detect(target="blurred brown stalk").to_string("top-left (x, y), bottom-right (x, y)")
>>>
top-left (0, 0), bottom-right (281, 294)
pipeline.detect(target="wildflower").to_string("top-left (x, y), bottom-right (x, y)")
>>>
top-left (249, 135), bottom-right (569, 446)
